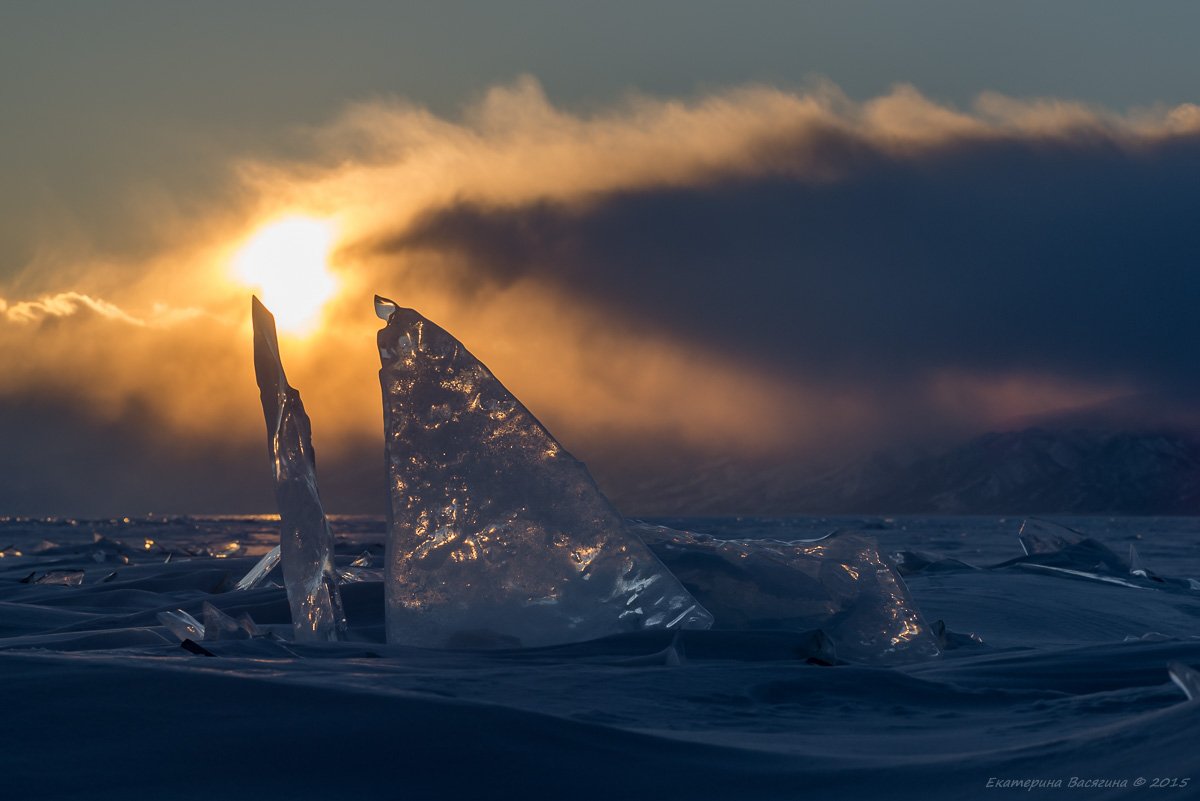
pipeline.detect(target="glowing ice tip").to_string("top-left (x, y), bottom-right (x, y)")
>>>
top-left (233, 216), bottom-right (337, 334)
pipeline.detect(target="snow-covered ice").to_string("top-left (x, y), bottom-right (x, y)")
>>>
top-left (1, 514), bottom-right (1199, 800)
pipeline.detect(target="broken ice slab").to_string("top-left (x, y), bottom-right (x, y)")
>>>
top-left (252, 298), bottom-right (346, 641)
top-left (1010, 518), bottom-right (1198, 592)
top-left (19, 570), bottom-right (86, 587)
top-left (931, 619), bottom-right (986, 650)
top-left (1016, 519), bottom-right (1127, 573)
top-left (632, 524), bottom-right (941, 664)
top-left (375, 296), bottom-right (712, 648)
top-left (157, 609), bottom-right (205, 642)
top-left (235, 544), bottom-right (282, 590)
top-left (205, 541), bottom-right (243, 559)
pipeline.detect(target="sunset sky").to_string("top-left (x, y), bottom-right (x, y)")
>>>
top-left (4, 2), bottom-right (1200, 515)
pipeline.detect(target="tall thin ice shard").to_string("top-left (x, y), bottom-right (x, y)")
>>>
top-left (252, 297), bottom-right (345, 641)
top-left (376, 296), bottom-right (712, 648)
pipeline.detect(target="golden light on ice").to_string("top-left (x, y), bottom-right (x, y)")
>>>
top-left (232, 216), bottom-right (338, 334)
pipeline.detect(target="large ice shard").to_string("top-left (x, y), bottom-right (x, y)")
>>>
top-left (252, 297), bottom-right (346, 641)
top-left (633, 524), bottom-right (941, 664)
top-left (375, 296), bottom-right (712, 648)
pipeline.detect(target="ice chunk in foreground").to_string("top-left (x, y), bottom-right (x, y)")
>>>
top-left (633, 524), bottom-right (940, 664)
top-left (252, 297), bottom-right (346, 642)
top-left (375, 296), bottom-right (712, 648)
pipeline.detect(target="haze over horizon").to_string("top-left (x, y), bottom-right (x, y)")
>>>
top-left (4, 3), bottom-right (1200, 516)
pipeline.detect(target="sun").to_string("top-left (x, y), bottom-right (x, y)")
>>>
top-left (232, 216), bottom-right (338, 334)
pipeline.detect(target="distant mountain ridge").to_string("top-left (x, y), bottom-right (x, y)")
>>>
top-left (611, 427), bottom-right (1200, 516)
top-left (849, 428), bottom-right (1200, 515)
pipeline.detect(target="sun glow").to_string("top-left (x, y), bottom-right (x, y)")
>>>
top-left (232, 216), bottom-right (338, 334)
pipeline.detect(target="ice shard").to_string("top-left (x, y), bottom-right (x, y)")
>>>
top-left (375, 296), bottom-right (712, 648)
top-left (1008, 519), bottom-right (1196, 591)
top-left (252, 297), bottom-right (346, 641)
top-left (633, 524), bottom-right (941, 664)
top-left (157, 609), bottom-right (205, 642)
top-left (235, 544), bottom-right (281, 591)
top-left (1168, 661), bottom-right (1200, 701)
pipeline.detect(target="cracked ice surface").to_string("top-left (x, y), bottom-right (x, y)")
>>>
top-left (252, 298), bottom-right (346, 642)
top-left (633, 524), bottom-right (941, 664)
top-left (375, 296), bottom-right (712, 648)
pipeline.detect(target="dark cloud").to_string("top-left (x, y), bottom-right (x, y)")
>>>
top-left (382, 128), bottom-right (1200, 392)
top-left (8, 83), bottom-right (1200, 516)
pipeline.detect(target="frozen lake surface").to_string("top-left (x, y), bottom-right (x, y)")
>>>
top-left (2, 514), bottom-right (1198, 799)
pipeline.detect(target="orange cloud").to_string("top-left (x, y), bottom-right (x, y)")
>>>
top-left (3, 78), bottom-right (1197, 513)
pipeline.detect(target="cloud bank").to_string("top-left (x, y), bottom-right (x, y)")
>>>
top-left (4, 79), bottom-right (1199, 514)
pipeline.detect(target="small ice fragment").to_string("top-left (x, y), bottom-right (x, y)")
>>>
top-left (101, 571), bottom-right (118, 583)
top-left (253, 298), bottom-right (346, 642)
top-left (1129, 543), bottom-right (1147, 577)
top-left (202, 602), bottom-right (244, 641)
top-left (1126, 543), bottom-right (1165, 582)
top-left (1168, 661), bottom-right (1200, 701)
top-left (31, 570), bottom-right (86, 587)
top-left (374, 294), bottom-right (398, 321)
top-left (338, 566), bottom-right (384, 583)
top-left (376, 298), bottom-right (711, 648)
top-left (799, 629), bottom-right (839, 665)
top-left (235, 544), bottom-right (282, 590)
top-left (157, 609), bottom-right (205, 642)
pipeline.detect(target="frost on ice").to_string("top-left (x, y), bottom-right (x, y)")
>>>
top-left (375, 296), bottom-right (712, 648)
top-left (252, 297), bottom-right (346, 641)
top-left (633, 524), bottom-right (941, 664)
